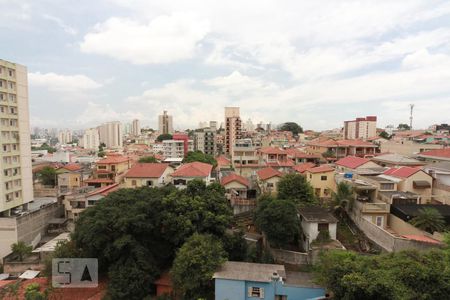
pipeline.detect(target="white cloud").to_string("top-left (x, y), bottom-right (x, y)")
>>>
top-left (80, 12), bottom-right (210, 64)
top-left (75, 102), bottom-right (143, 126)
top-left (29, 72), bottom-right (102, 92)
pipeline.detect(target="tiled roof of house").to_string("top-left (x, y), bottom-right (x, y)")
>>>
top-left (125, 163), bottom-right (169, 178)
top-left (292, 162), bottom-right (316, 173)
top-left (308, 138), bottom-right (377, 147)
top-left (97, 155), bottom-right (129, 164)
top-left (266, 160), bottom-right (295, 167)
top-left (221, 173), bottom-right (250, 187)
top-left (383, 167), bottom-right (422, 178)
top-left (402, 235), bottom-right (441, 245)
top-left (258, 147), bottom-right (286, 155)
top-left (172, 161), bottom-right (213, 177)
top-left (87, 183), bottom-right (120, 197)
top-left (216, 155), bottom-right (231, 167)
top-left (418, 148), bottom-right (450, 159)
top-left (256, 167), bottom-right (283, 180)
top-left (61, 163), bottom-right (82, 172)
top-left (84, 178), bottom-right (115, 184)
top-left (335, 156), bottom-right (370, 169)
top-left (305, 165), bottom-right (335, 174)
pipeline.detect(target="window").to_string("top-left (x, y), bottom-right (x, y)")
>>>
top-left (131, 180), bottom-right (137, 186)
top-left (147, 180), bottom-right (153, 187)
top-left (248, 287), bottom-right (264, 298)
top-left (267, 182), bottom-right (274, 188)
top-left (380, 183), bottom-right (394, 190)
top-left (376, 216), bottom-right (384, 227)
top-left (321, 175), bottom-right (327, 181)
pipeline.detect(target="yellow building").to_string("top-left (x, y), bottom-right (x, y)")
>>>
top-left (0, 59), bottom-right (33, 215)
top-left (383, 167), bottom-right (433, 204)
top-left (85, 154), bottom-right (130, 188)
top-left (256, 167), bottom-right (283, 194)
top-left (304, 165), bottom-right (336, 199)
top-left (123, 163), bottom-right (174, 188)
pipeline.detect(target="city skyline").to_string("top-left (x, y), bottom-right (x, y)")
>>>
top-left (1, 1), bottom-right (450, 130)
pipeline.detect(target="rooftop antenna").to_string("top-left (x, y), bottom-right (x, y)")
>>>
top-left (409, 104), bottom-right (414, 130)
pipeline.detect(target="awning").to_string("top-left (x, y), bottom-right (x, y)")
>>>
top-left (413, 180), bottom-right (431, 188)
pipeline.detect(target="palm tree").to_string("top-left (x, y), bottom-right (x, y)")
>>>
top-left (11, 241), bottom-right (32, 262)
top-left (332, 182), bottom-right (354, 218)
top-left (409, 208), bottom-right (446, 233)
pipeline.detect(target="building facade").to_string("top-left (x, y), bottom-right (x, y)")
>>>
top-left (225, 107), bottom-right (242, 154)
top-left (0, 59), bottom-right (33, 216)
top-left (158, 110), bottom-right (173, 135)
top-left (58, 129), bottom-right (72, 145)
top-left (162, 139), bottom-right (193, 159)
top-left (194, 128), bottom-right (216, 156)
top-left (98, 121), bottom-right (123, 148)
top-left (131, 119), bottom-right (140, 136)
top-left (344, 116), bottom-right (377, 140)
top-left (81, 128), bottom-right (100, 150)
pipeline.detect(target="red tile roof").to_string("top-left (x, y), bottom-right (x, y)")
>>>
top-left (418, 148), bottom-right (450, 159)
top-left (220, 173), bottom-right (250, 187)
top-left (87, 183), bottom-right (120, 197)
top-left (125, 163), bottom-right (170, 178)
top-left (216, 155), bottom-right (231, 167)
top-left (306, 165), bottom-right (335, 173)
top-left (335, 156), bottom-right (370, 169)
top-left (61, 163), bottom-right (82, 172)
top-left (172, 162), bottom-right (213, 177)
top-left (266, 160), bottom-right (295, 167)
top-left (308, 138), bottom-right (377, 148)
top-left (402, 235), bottom-right (441, 245)
top-left (258, 147), bottom-right (286, 155)
top-left (383, 167), bottom-right (422, 178)
top-left (97, 155), bottom-right (129, 164)
top-left (257, 167), bottom-right (283, 180)
top-left (292, 162), bottom-right (316, 173)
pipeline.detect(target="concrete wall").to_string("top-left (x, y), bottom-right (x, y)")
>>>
top-left (0, 217), bottom-right (18, 260)
top-left (270, 248), bottom-right (310, 265)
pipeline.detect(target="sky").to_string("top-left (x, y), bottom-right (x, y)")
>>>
top-left (1, 0), bottom-right (450, 131)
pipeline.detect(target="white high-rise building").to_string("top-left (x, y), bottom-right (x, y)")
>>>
top-left (0, 59), bottom-right (33, 214)
top-left (225, 107), bottom-right (242, 154)
top-left (344, 116), bottom-right (377, 140)
top-left (158, 111), bottom-right (173, 135)
top-left (58, 129), bottom-right (72, 144)
top-left (82, 128), bottom-right (100, 150)
top-left (98, 121), bottom-right (123, 148)
top-left (163, 139), bottom-right (193, 159)
top-left (131, 119), bottom-right (141, 136)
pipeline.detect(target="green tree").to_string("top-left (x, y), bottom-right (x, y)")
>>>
top-left (24, 283), bottom-right (45, 300)
top-left (186, 179), bottom-right (207, 197)
top-left (397, 123), bottom-right (411, 130)
top-left (322, 149), bottom-right (336, 158)
top-left (171, 234), bottom-right (227, 299)
top-left (11, 241), bottom-right (32, 262)
top-left (333, 182), bottom-right (354, 218)
top-left (37, 166), bottom-right (57, 186)
top-left (315, 249), bottom-right (450, 300)
top-left (31, 143), bottom-right (57, 153)
top-left (379, 131), bottom-right (391, 139)
top-left (409, 208), bottom-right (446, 233)
top-left (280, 122), bottom-right (303, 135)
top-left (254, 197), bottom-right (299, 248)
top-left (277, 173), bottom-right (317, 206)
top-left (184, 150), bottom-right (217, 168)
top-left (222, 230), bottom-right (248, 261)
top-left (138, 156), bottom-right (158, 163)
top-left (156, 133), bottom-right (173, 142)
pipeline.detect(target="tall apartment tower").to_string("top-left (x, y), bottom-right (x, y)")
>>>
top-left (344, 116), bottom-right (377, 140)
top-left (0, 59), bottom-right (33, 215)
top-left (58, 129), bottom-right (72, 144)
top-left (82, 128), bottom-right (100, 150)
top-left (98, 121), bottom-right (123, 148)
top-left (131, 119), bottom-right (141, 136)
top-left (194, 128), bottom-right (217, 156)
top-left (158, 110), bottom-right (173, 135)
top-left (224, 107), bottom-right (242, 155)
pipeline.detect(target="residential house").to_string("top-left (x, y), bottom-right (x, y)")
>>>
top-left (216, 155), bottom-right (232, 172)
top-left (335, 156), bottom-right (380, 173)
top-left (416, 148), bottom-right (450, 163)
top-left (56, 164), bottom-right (84, 194)
top-left (383, 167), bottom-right (433, 203)
top-left (232, 139), bottom-right (263, 177)
top-left (171, 162), bottom-right (213, 188)
top-left (84, 154), bottom-right (130, 188)
top-left (298, 207), bottom-right (338, 251)
top-left (285, 148), bottom-right (321, 164)
top-left (307, 138), bottom-right (379, 160)
top-left (258, 147), bottom-right (294, 172)
top-left (304, 165), bottom-right (335, 199)
top-left (213, 261), bottom-right (326, 300)
top-left (123, 163), bottom-right (174, 188)
top-left (256, 167), bottom-right (283, 194)
top-left (221, 173), bottom-right (250, 200)
top-left (423, 162), bottom-right (450, 205)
